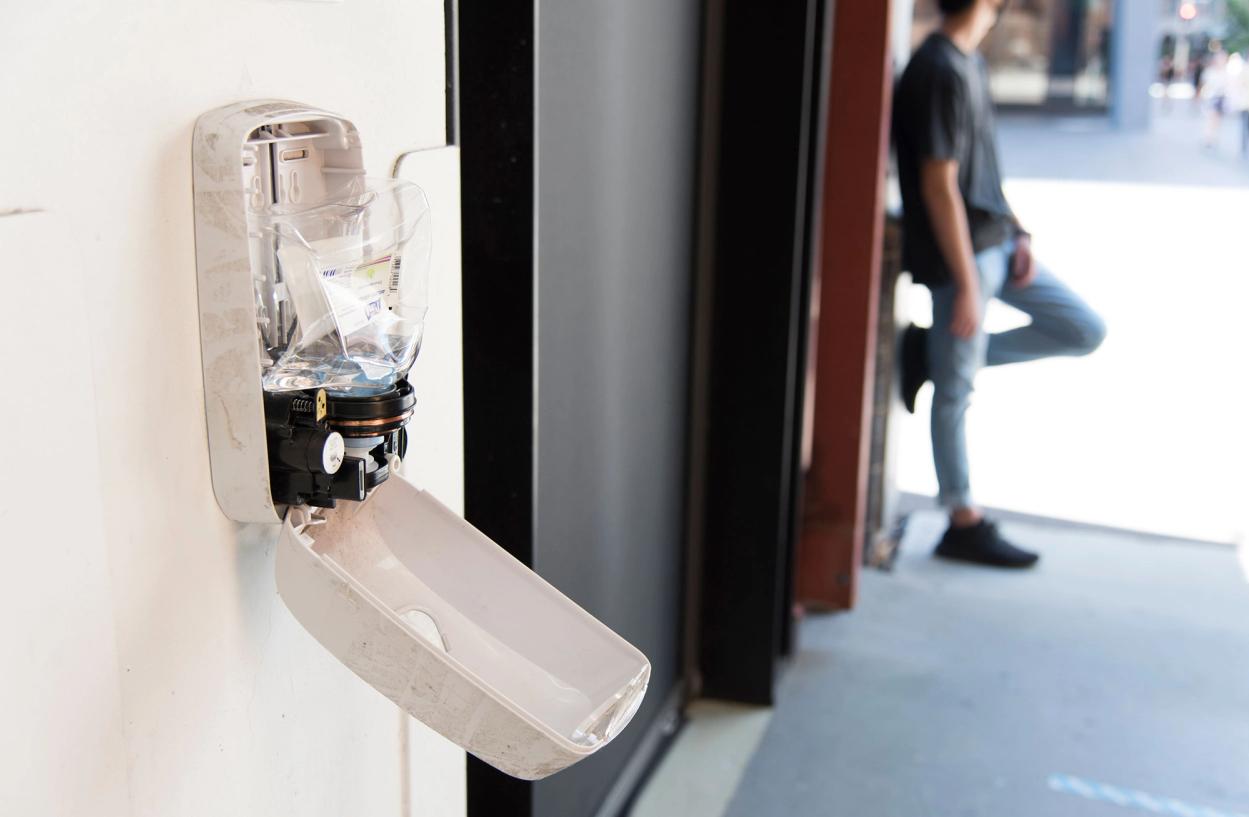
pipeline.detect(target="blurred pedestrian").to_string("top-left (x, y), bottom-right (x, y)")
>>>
top-left (1230, 53), bottom-right (1249, 156)
top-left (1161, 54), bottom-right (1176, 112)
top-left (1193, 53), bottom-right (1207, 112)
top-left (893, 0), bottom-right (1106, 569)
top-left (1202, 49), bottom-right (1230, 149)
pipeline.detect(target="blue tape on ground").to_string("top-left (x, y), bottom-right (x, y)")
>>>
top-left (1048, 774), bottom-right (1248, 817)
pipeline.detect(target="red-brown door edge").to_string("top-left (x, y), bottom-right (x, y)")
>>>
top-left (796, 0), bottom-right (895, 611)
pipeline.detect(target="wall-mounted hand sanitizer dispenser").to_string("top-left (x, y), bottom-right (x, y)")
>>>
top-left (192, 100), bottom-right (649, 779)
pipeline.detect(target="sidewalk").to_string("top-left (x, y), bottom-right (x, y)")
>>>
top-left (998, 103), bottom-right (1249, 188)
top-left (895, 106), bottom-right (1249, 544)
top-left (722, 512), bottom-right (1249, 817)
top-left (632, 512), bottom-right (1249, 817)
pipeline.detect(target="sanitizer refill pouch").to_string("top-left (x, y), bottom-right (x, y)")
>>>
top-left (251, 178), bottom-right (431, 393)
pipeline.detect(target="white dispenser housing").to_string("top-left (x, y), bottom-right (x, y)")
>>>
top-left (192, 100), bottom-right (649, 779)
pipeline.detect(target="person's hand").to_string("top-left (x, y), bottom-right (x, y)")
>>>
top-left (950, 286), bottom-right (981, 339)
top-left (1010, 234), bottom-right (1037, 288)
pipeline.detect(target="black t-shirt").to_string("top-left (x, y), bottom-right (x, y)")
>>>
top-left (893, 33), bottom-right (1017, 287)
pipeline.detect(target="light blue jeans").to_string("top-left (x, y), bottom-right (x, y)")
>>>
top-left (928, 239), bottom-right (1106, 510)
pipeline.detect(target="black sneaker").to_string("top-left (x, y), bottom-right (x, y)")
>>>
top-left (900, 324), bottom-right (929, 414)
top-left (934, 520), bottom-right (1039, 568)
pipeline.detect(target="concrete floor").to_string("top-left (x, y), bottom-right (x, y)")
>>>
top-left (717, 512), bottom-right (1249, 817)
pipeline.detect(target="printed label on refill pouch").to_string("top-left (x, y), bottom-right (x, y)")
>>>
top-left (320, 253), bottom-right (401, 335)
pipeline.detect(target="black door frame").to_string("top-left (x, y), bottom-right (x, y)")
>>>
top-left (459, 0), bottom-right (831, 810)
top-left (690, 0), bottom-right (831, 706)
top-left (459, 1), bottom-right (690, 815)
top-left (458, 1), bottom-right (538, 814)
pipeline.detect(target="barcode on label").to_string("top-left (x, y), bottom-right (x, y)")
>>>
top-left (388, 255), bottom-right (403, 293)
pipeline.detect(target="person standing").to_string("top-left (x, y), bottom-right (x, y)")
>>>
top-left (1193, 53), bottom-right (1207, 113)
top-left (1202, 49), bottom-right (1229, 149)
top-left (893, 0), bottom-right (1106, 568)
top-left (1161, 54), bottom-right (1177, 113)
top-left (1232, 52), bottom-right (1249, 157)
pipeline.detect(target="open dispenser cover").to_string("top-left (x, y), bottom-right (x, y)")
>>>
top-left (276, 477), bottom-right (651, 779)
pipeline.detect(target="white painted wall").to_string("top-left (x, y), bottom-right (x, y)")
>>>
top-left (0, 2), bottom-right (466, 815)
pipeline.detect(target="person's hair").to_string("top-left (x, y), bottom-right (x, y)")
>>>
top-left (938, 0), bottom-right (976, 14)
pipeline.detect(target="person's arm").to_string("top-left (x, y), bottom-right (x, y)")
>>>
top-left (1010, 230), bottom-right (1037, 287)
top-left (921, 158), bottom-right (982, 338)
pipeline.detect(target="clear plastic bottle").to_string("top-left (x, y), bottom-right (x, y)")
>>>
top-left (249, 177), bottom-right (431, 394)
